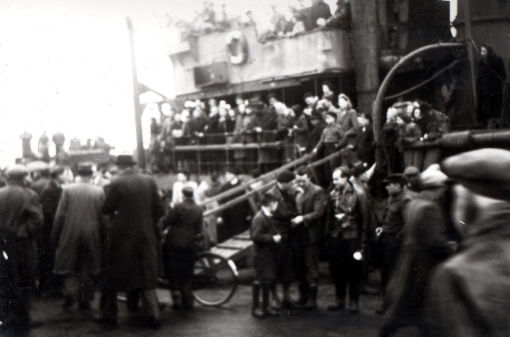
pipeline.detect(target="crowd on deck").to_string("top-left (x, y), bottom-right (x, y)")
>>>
top-left (148, 85), bottom-right (377, 174)
top-left (168, 0), bottom-right (352, 42)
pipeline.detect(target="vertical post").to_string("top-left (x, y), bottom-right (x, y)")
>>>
top-left (463, 0), bottom-right (478, 109)
top-left (126, 17), bottom-right (146, 170)
top-left (350, 0), bottom-right (380, 114)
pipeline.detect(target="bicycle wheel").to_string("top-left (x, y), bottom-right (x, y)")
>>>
top-left (192, 252), bottom-right (238, 306)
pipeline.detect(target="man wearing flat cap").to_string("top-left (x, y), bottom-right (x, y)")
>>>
top-left (376, 173), bottom-right (408, 315)
top-left (161, 185), bottom-right (203, 311)
top-left (426, 148), bottom-right (510, 337)
top-left (267, 170), bottom-right (298, 309)
top-left (52, 162), bottom-right (105, 310)
top-left (100, 155), bottom-right (165, 328)
top-left (0, 165), bottom-right (43, 329)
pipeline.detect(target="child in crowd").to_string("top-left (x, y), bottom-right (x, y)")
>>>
top-left (250, 191), bottom-right (281, 318)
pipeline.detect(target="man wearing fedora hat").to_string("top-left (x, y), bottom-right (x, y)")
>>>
top-left (100, 154), bottom-right (165, 329)
top-left (0, 165), bottom-right (43, 330)
top-left (52, 162), bottom-right (105, 310)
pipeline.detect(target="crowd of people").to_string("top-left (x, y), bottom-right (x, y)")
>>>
top-left (169, 0), bottom-right (352, 43)
top-left (3, 125), bottom-right (510, 337)
top-left (250, 148), bottom-right (510, 337)
top-left (149, 85), bottom-right (374, 175)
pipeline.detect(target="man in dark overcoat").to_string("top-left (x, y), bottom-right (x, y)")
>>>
top-left (100, 155), bottom-right (165, 329)
top-left (161, 186), bottom-right (203, 310)
top-left (0, 165), bottom-right (43, 329)
top-left (379, 167), bottom-right (453, 337)
top-left (291, 166), bottom-right (327, 310)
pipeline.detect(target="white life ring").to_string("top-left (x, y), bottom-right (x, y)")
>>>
top-left (225, 31), bottom-right (248, 65)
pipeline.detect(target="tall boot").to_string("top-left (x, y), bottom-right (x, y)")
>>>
top-left (304, 286), bottom-right (317, 310)
top-left (262, 284), bottom-right (279, 317)
top-left (181, 283), bottom-right (194, 310)
top-left (251, 282), bottom-right (264, 318)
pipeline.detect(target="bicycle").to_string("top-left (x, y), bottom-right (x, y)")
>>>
top-left (191, 251), bottom-right (239, 307)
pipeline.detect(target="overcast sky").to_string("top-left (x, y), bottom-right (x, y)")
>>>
top-left (0, 0), bottom-right (452, 166)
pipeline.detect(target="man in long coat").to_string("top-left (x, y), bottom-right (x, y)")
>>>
top-left (379, 168), bottom-right (453, 337)
top-left (100, 155), bottom-right (165, 328)
top-left (52, 163), bottom-right (105, 309)
top-left (0, 165), bottom-right (43, 329)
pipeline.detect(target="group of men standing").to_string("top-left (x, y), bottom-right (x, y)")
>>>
top-left (0, 154), bottom-right (197, 331)
top-left (251, 164), bottom-right (374, 317)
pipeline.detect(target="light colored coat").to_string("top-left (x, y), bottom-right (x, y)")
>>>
top-left (52, 181), bottom-right (105, 275)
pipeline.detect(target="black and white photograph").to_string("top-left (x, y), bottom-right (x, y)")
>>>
top-left (0, 0), bottom-right (509, 336)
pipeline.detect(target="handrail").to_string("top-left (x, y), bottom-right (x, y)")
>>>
top-left (202, 150), bottom-right (343, 217)
top-left (199, 152), bottom-right (314, 207)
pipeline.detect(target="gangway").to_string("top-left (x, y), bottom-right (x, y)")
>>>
top-left (202, 150), bottom-right (343, 262)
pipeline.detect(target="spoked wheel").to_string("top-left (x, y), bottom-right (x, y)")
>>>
top-left (192, 252), bottom-right (238, 307)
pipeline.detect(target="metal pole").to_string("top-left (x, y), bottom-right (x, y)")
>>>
top-left (126, 17), bottom-right (146, 170)
top-left (463, 0), bottom-right (478, 109)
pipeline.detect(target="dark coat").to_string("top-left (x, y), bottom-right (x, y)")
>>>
top-left (296, 183), bottom-right (327, 245)
top-left (267, 185), bottom-right (297, 236)
top-left (52, 182), bottom-right (105, 275)
top-left (0, 183), bottom-right (43, 240)
top-left (40, 180), bottom-right (62, 230)
top-left (251, 210), bottom-right (278, 280)
top-left (31, 177), bottom-right (51, 197)
top-left (101, 169), bottom-right (165, 291)
top-left (161, 199), bottom-right (203, 249)
top-left (427, 201), bottom-right (510, 337)
top-left (0, 183), bottom-right (43, 282)
top-left (386, 197), bottom-right (452, 326)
